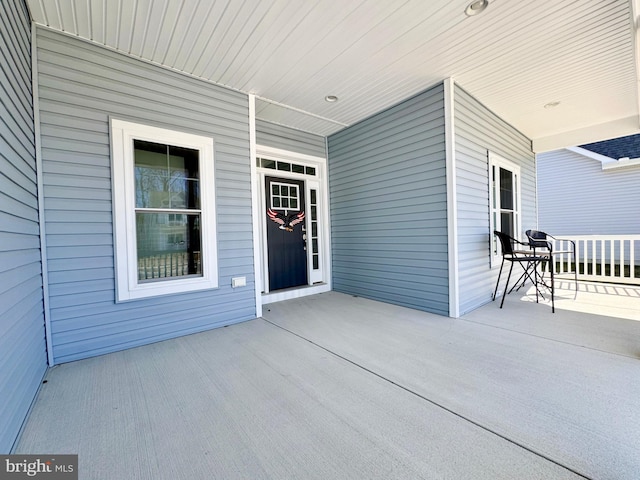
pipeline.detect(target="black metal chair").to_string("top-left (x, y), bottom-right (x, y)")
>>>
top-left (493, 230), bottom-right (555, 312)
top-left (525, 229), bottom-right (577, 294)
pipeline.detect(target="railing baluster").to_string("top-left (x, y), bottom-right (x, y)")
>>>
top-left (549, 235), bottom-right (639, 285)
top-left (599, 239), bottom-right (604, 279)
top-left (609, 240), bottom-right (614, 279)
top-left (576, 240), bottom-right (581, 277)
top-left (631, 239), bottom-right (636, 280)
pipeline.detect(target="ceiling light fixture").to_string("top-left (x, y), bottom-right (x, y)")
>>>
top-left (464, 0), bottom-right (489, 16)
top-left (325, 95), bottom-right (339, 103)
top-left (544, 101), bottom-right (561, 109)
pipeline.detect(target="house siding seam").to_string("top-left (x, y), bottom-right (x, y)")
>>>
top-left (0, 0), bottom-right (48, 453)
top-left (453, 85), bottom-right (536, 315)
top-left (35, 27), bottom-right (256, 364)
top-left (256, 119), bottom-right (326, 158)
top-left (327, 84), bottom-right (449, 316)
top-left (537, 149), bottom-right (640, 235)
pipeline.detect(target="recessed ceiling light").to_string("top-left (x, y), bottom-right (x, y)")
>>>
top-left (464, 0), bottom-right (489, 16)
top-left (325, 95), bottom-right (339, 103)
top-left (544, 101), bottom-right (561, 109)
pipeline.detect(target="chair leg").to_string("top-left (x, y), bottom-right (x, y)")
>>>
top-left (500, 262), bottom-right (515, 309)
top-left (572, 250), bottom-right (578, 292)
top-left (534, 260), bottom-right (539, 304)
top-left (510, 261), bottom-right (534, 293)
top-left (493, 258), bottom-right (505, 301)
top-left (550, 256), bottom-right (555, 313)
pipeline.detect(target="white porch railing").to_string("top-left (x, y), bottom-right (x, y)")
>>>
top-left (550, 235), bottom-right (640, 285)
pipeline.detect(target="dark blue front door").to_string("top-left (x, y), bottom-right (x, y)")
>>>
top-left (265, 176), bottom-right (307, 291)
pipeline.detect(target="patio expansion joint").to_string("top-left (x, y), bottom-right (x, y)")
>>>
top-left (459, 317), bottom-right (640, 361)
top-left (261, 317), bottom-right (593, 480)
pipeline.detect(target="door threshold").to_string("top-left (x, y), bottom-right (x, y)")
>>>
top-left (261, 283), bottom-right (331, 305)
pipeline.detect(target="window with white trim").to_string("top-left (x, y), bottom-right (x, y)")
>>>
top-left (111, 119), bottom-right (218, 301)
top-left (489, 152), bottom-right (521, 266)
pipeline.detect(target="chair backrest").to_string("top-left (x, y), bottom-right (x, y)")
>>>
top-left (494, 230), bottom-right (516, 256)
top-left (525, 229), bottom-right (550, 249)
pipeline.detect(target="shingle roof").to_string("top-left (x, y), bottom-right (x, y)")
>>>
top-left (579, 134), bottom-right (640, 159)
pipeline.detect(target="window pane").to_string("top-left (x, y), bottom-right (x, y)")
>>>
top-left (261, 159), bottom-right (276, 169)
top-left (134, 142), bottom-right (169, 208)
top-left (136, 212), bottom-right (202, 281)
top-left (169, 178), bottom-right (200, 209)
top-left (169, 147), bottom-right (199, 209)
top-left (501, 212), bottom-right (514, 238)
top-left (290, 199), bottom-right (298, 209)
top-left (134, 140), bottom-right (200, 210)
top-left (168, 146), bottom-right (199, 179)
top-left (277, 161), bottom-right (291, 171)
top-left (305, 166), bottom-right (316, 176)
top-left (500, 167), bottom-right (513, 210)
top-left (292, 164), bottom-right (305, 174)
top-left (310, 189), bottom-right (317, 204)
top-left (491, 166), bottom-right (497, 208)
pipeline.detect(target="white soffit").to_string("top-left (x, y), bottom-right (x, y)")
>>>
top-left (26, 0), bottom-right (639, 142)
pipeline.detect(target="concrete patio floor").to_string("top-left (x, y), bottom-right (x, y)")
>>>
top-left (15, 285), bottom-right (640, 479)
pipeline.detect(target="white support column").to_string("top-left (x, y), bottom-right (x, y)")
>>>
top-left (444, 78), bottom-right (460, 318)
top-left (248, 94), bottom-right (263, 318)
top-left (32, 25), bottom-right (55, 365)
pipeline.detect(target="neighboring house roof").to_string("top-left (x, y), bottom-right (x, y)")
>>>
top-left (579, 134), bottom-right (640, 160)
top-left (568, 134), bottom-right (640, 170)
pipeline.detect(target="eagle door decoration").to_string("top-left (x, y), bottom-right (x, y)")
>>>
top-left (267, 209), bottom-right (305, 232)
top-left (265, 177), bottom-right (308, 291)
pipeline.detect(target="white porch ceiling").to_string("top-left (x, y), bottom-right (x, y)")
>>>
top-left (26, 0), bottom-right (640, 150)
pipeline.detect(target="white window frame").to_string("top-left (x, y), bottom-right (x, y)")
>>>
top-left (270, 182), bottom-right (301, 211)
top-left (110, 119), bottom-right (218, 301)
top-left (489, 152), bottom-right (521, 267)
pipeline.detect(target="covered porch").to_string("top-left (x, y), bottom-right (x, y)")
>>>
top-left (15, 288), bottom-right (640, 479)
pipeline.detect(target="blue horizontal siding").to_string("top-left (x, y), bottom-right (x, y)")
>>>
top-left (0, 0), bottom-right (48, 453)
top-left (328, 84), bottom-right (449, 315)
top-left (453, 85), bottom-right (535, 315)
top-left (36, 27), bottom-right (256, 364)
top-left (256, 119), bottom-right (326, 157)
top-left (538, 149), bottom-right (640, 235)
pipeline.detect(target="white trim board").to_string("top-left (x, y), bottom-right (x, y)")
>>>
top-left (249, 95), bottom-right (263, 318)
top-left (444, 78), bottom-right (460, 318)
top-left (32, 23), bottom-right (54, 366)
top-left (261, 284), bottom-right (332, 305)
